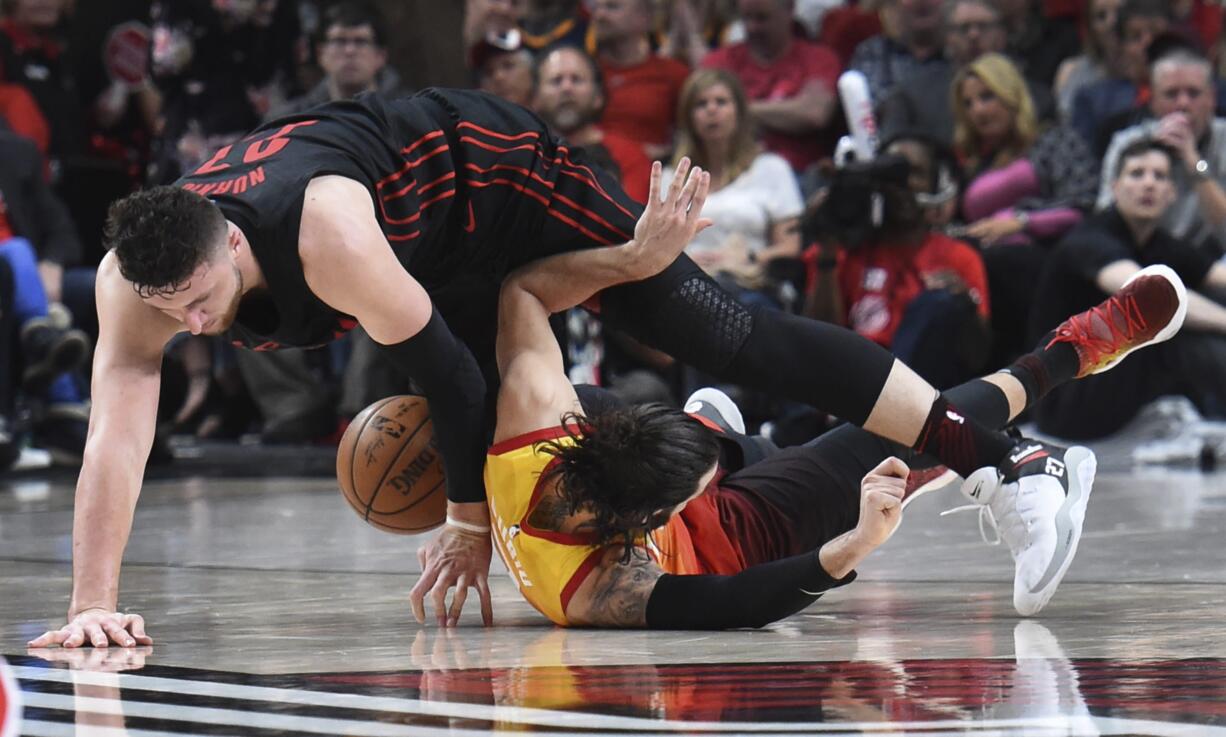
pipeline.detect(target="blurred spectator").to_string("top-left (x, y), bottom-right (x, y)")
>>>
top-left (473, 31), bottom-right (536, 108)
top-left (952, 53), bottom-right (1097, 362)
top-left (463, 0), bottom-right (524, 51)
top-left (63, 1), bottom-right (160, 267)
top-left (533, 45), bottom-right (651, 202)
top-left (0, 257), bottom-right (17, 471)
top-left (1173, 0), bottom-right (1221, 57)
top-left (0, 80), bottom-right (45, 151)
top-left (663, 68), bottom-right (802, 309)
top-left (702, 0), bottom-right (839, 175)
top-left (804, 133), bottom-right (991, 389)
top-left (659, 0), bottom-right (738, 69)
top-left (268, 1), bottom-right (403, 118)
top-left (147, 0), bottom-right (297, 184)
top-left (521, 0), bottom-right (588, 54)
top-left (246, 1), bottom-right (408, 445)
top-left (592, 0), bottom-right (689, 161)
top-left (1033, 139), bottom-right (1226, 438)
top-left (879, 0), bottom-right (1054, 147)
top-left (1098, 47), bottom-right (1226, 256)
top-left (1053, 0), bottom-right (1120, 122)
top-left (1069, 0), bottom-right (1172, 152)
top-left (848, 0), bottom-right (945, 107)
top-left (816, 0), bottom-right (883, 66)
top-left (998, 0), bottom-right (1081, 88)
top-left (0, 127), bottom-right (91, 461)
top-left (0, 0), bottom-right (86, 176)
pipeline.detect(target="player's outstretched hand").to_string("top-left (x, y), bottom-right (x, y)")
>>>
top-left (28, 608), bottom-right (152, 648)
top-left (630, 158), bottom-right (712, 278)
top-left (410, 524), bottom-right (494, 627)
top-left (855, 456), bottom-right (909, 548)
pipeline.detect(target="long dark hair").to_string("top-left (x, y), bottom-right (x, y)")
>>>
top-left (537, 404), bottom-right (721, 563)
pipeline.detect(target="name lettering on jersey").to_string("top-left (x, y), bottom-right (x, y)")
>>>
top-left (490, 509), bottom-right (533, 591)
top-left (182, 166), bottom-right (268, 197)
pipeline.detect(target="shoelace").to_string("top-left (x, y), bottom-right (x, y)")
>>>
top-left (940, 503), bottom-right (1002, 546)
top-left (1047, 291), bottom-right (1146, 361)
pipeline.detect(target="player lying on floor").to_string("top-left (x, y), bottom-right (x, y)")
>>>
top-left (481, 249), bottom-right (1187, 628)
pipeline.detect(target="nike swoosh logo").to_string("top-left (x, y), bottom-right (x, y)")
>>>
top-left (463, 201), bottom-right (476, 233)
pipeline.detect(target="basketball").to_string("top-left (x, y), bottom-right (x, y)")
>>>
top-left (336, 395), bottom-right (447, 534)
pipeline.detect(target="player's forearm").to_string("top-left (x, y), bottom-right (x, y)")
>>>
top-left (750, 95), bottom-right (832, 134)
top-left (506, 242), bottom-right (644, 315)
top-left (69, 445), bottom-right (149, 615)
top-left (817, 529), bottom-right (877, 580)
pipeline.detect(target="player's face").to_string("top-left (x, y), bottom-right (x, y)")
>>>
top-left (534, 49), bottom-right (600, 132)
top-left (145, 249), bottom-right (244, 337)
top-left (959, 75), bottom-right (1013, 147)
top-left (1112, 151), bottom-right (1177, 222)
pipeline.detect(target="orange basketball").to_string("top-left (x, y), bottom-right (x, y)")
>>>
top-left (336, 395), bottom-right (447, 534)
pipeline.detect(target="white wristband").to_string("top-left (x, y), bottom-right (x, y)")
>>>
top-left (446, 515), bottom-right (491, 534)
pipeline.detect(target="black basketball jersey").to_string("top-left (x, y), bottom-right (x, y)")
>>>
top-left (175, 87), bottom-right (643, 351)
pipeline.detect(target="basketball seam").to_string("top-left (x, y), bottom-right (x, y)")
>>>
top-left (347, 395), bottom-right (402, 520)
top-left (366, 413), bottom-right (433, 523)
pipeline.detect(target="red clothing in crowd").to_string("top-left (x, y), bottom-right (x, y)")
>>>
top-left (805, 232), bottom-right (990, 348)
top-left (598, 54), bottom-right (689, 150)
top-left (702, 39), bottom-right (840, 173)
top-left (599, 129), bottom-right (652, 204)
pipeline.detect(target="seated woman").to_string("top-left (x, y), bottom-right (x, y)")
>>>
top-left (662, 69), bottom-right (804, 312)
top-left (951, 53), bottom-right (1098, 361)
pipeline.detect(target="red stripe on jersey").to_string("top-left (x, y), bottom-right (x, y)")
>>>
top-left (464, 160), bottom-right (630, 242)
top-left (387, 230), bottom-right (421, 242)
top-left (418, 170), bottom-right (457, 195)
top-left (551, 190), bottom-right (632, 242)
top-left (459, 135), bottom-right (540, 156)
top-left (463, 161), bottom-right (556, 192)
top-left (381, 180), bottom-right (415, 201)
top-left (560, 547), bottom-right (607, 616)
top-left (400, 129), bottom-right (446, 156)
top-left (466, 176), bottom-right (615, 244)
top-left (377, 143), bottom-right (450, 191)
top-left (456, 121), bottom-right (540, 142)
top-left (555, 146), bottom-right (637, 223)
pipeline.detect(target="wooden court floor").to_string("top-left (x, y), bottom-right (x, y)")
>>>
top-left (3, 443), bottom-right (1226, 736)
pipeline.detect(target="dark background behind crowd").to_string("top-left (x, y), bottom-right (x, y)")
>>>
top-left (3, 0), bottom-right (1226, 472)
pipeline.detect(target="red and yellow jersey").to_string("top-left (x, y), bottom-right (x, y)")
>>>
top-left (485, 426), bottom-right (720, 626)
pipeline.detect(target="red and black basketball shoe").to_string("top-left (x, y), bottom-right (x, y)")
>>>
top-left (1047, 264), bottom-right (1188, 378)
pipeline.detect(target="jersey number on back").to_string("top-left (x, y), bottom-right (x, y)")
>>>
top-left (194, 120), bottom-right (320, 175)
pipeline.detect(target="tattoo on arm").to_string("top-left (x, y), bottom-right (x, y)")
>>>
top-left (574, 556), bottom-right (665, 628)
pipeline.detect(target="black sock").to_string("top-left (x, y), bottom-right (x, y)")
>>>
top-left (915, 396), bottom-right (1015, 477)
top-left (1001, 333), bottom-right (1080, 406)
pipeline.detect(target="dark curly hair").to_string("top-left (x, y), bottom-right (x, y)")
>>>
top-left (105, 186), bottom-right (228, 298)
top-left (537, 405), bottom-right (721, 564)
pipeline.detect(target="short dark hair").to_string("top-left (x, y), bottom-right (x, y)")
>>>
top-left (538, 405), bottom-right (721, 563)
top-left (321, 1), bottom-right (386, 48)
top-left (1115, 137), bottom-right (1176, 178)
top-left (105, 186), bottom-right (228, 298)
top-left (1116, 0), bottom-right (1173, 42)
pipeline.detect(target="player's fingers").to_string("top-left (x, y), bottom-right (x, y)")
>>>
top-left (646, 160), bottom-right (663, 207)
top-left (476, 577), bottom-right (494, 627)
top-left (60, 625), bottom-right (85, 649)
top-left (28, 629), bottom-right (65, 648)
top-left (410, 566), bottom-right (441, 624)
top-left (870, 456), bottom-right (910, 479)
top-left (667, 157), bottom-right (691, 206)
top-left (676, 165), bottom-right (703, 214)
top-left (686, 171), bottom-right (711, 225)
top-left (694, 217), bottom-right (714, 235)
top-left (101, 620), bottom-right (135, 647)
top-left (124, 614), bottom-right (153, 645)
top-left (429, 576), bottom-right (454, 627)
top-left (85, 623), bottom-right (110, 648)
top-left (447, 575), bottom-right (469, 627)
top-left (417, 545), bottom-right (428, 568)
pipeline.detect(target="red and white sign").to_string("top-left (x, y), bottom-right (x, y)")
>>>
top-left (104, 21), bottom-right (152, 88)
top-left (0, 656), bottom-right (21, 737)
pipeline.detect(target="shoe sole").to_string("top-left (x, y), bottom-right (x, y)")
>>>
top-left (1088, 264), bottom-right (1188, 376)
top-left (1015, 445), bottom-right (1096, 616)
top-left (684, 388), bottom-right (746, 435)
top-left (901, 467), bottom-right (959, 510)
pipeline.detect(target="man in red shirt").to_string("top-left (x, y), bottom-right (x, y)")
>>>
top-left (702, 0), bottom-right (841, 174)
top-left (592, 0), bottom-right (690, 161)
top-left (805, 135), bottom-right (990, 388)
top-left (534, 45), bottom-right (652, 203)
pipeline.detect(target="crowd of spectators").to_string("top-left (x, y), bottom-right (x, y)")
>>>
top-left (4, 0), bottom-right (1226, 471)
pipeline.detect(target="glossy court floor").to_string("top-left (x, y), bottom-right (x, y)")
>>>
top-left (3, 426), bottom-right (1226, 737)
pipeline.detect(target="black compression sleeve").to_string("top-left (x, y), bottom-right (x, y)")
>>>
top-left (375, 308), bottom-right (489, 504)
top-left (644, 550), bottom-right (856, 630)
